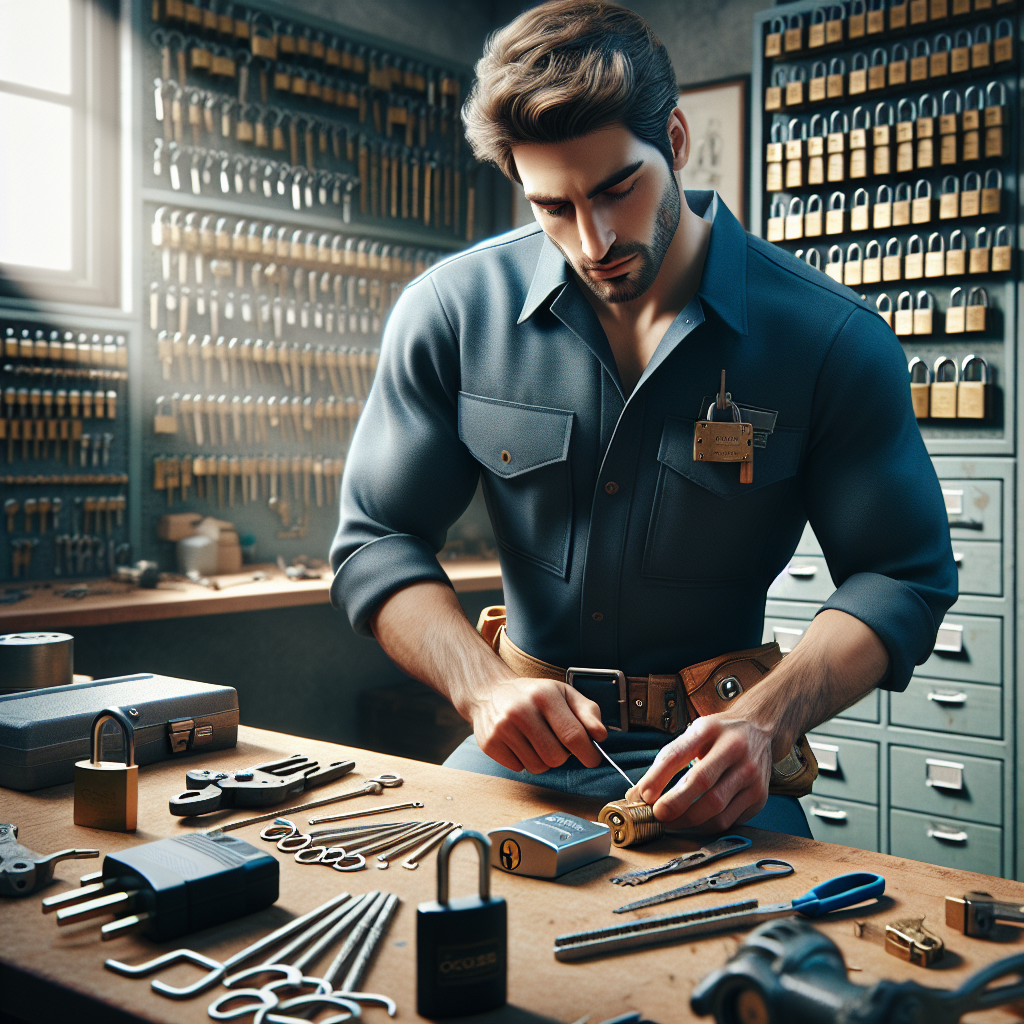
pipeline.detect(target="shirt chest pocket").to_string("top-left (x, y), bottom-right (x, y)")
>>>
top-left (643, 416), bottom-right (804, 584)
top-left (458, 392), bottom-right (574, 578)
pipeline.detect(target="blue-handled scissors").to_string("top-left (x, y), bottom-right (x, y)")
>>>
top-left (555, 871), bottom-right (885, 961)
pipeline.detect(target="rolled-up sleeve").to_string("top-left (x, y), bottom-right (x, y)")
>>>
top-left (330, 275), bottom-right (480, 635)
top-left (804, 306), bottom-right (958, 691)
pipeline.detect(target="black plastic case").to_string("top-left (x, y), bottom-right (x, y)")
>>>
top-left (0, 673), bottom-right (238, 791)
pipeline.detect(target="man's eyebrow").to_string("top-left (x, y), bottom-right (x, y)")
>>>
top-left (524, 160), bottom-right (644, 205)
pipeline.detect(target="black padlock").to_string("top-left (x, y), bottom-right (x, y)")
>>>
top-left (416, 829), bottom-right (507, 1018)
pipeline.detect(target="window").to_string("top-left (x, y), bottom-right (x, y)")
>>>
top-left (0, 0), bottom-right (120, 306)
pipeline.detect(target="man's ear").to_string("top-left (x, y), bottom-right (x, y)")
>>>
top-left (667, 108), bottom-right (690, 172)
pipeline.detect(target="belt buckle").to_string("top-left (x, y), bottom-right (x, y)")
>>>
top-left (565, 667), bottom-right (628, 732)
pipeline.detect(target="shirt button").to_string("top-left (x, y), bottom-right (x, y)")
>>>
top-left (500, 450), bottom-right (511, 463)
top-left (592, 611), bottom-right (604, 622)
top-left (604, 481), bottom-right (619, 495)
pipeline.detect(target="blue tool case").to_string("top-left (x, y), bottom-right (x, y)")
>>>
top-left (0, 673), bottom-right (238, 791)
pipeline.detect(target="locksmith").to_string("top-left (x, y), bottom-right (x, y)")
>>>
top-left (331, 1), bottom-right (957, 836)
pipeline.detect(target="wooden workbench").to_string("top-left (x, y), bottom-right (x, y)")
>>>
top-left (0, 558), bottom-right (501, 630)
top-left (3, 726), bottom-right (1023, 1023)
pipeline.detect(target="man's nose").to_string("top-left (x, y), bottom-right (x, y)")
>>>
top-left (577, 208), bottom-right (615, 263)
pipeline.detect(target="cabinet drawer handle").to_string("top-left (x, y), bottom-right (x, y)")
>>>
top-left (787, 564), bottom-right (818, 578)
top-left (927, 827), bottom-right (968, 844)
top-left (809, 806), bottom-right (848, 821)
top-left (927, 691), bottom-right (967, 706)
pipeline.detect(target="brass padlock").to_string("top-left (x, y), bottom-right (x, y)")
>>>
top-left (939, 88), bottom-right (960, 145)
top-left (965, 288), bottom-right (988, 332)
top-left (925, 232), bottom-right (945, 277)
top-left (890, 43), bottom-right (909, 86)
top-left (939, 175), bottom-right (960, 219)
top-left (786, 66), bottom-right (807, 107)
top-left (894, 290), bottom-right (915, 335)
top-left (909, 357), bottom-right (932, 418)
top-left (784, 12), bottom-right (804, 52)
top-left (912, 178), bottom-right (933, 223)
top-left (930, 0), bottom-right (948, 17)
top-left (851, 187), bottom-right (870, 230)
top-left (910, 0), bottom-right (928, 24)
top-left (807, 114), bottom-right (827, 184)
top-left (785, 118), bottom-right (806, 188)
top-left (809, 60), bottom-right (828, 104)
top-left (785, 196), bottom-right (805, 240)
top-left (960, 170), bottom-right (981, 217)
top-left (766, 161), bottom-right (784, 192)
top-left (867, 0), bottom-right (886, 34)
top-left (850, 0), bottom-right (867, 38)
top-left (916, 95), bottom-right (937, 168)
top-left (153, 395), bottom-right (178, 434)
top-left (972, 23), bottom-right (991, 68)
top-left (883, 236), bottom-right (904, 281)
top-left (930, 356), bottom-right (959, 416)
top-left (826, 190), bottom-right (847, 234)
top-left (983, 82), bottom-right (1005, 156)
top-left (876, 291), bottom-right (894, 327)
top-left (765, 16), bottom-right (785, 57)
top-left (844, 243), bottom-right (864, 286)
top-left (826, 111), bottom-right (848, 182)
top-left (890, 0), bottom-right (909, 31)
top-left (893, 181), bottom-right (913, 226)
top-left (868, 47), bottom-right (888, 90)
top-left (825, 244), bottom-right (844, 283)
top-left (765, 67), bottom-right (787, 112)
top-left (863, 239), bottom-right (883, 283)
top-left (827, 57), bottom-right (846, 99)
top-left (981, 168), bottom-right (1002, 215)
top-left (951, 29), bottom-right (971, 74)
top-left (905, 234), bottom-right (925, 279)
top-left (766, 123), bottom-right (784, 191)
top-left (952, 0), bottom-right (971, 14)
top-left (809, 7), bottom-right (827, 48)
top-left (946, 229), bottom-right (968, 275)
top-left (849, 106), bottom-right (870, 178)
top-left (766, 197), bottom-right (786, 242)
top-left (803, 247), bottom-right (823, 273)
top-left (957, 355), bottom-right (987, 419)
top-left (874, 184), bottom-right (893, 229)
top-left (969, 226), bottom-right (991, 274)
top-left (994, 19), bottom-right (1013, 63)
top-left (910, 38), bottom-right (930, 83)
top-left (992, 225), bottom-right (1012, 273)
top-left (826, 5), bottom-right (845, 44)
top-left (74, 708), bottom-right (139, 832)
top-left (914, 290), bottom-right (935, 334)
top-left (802, 193), bottom-right (823, 236)
top-left (931, 34), bottom-right (952, 78)
top-left (895, 99), bottom-right (916, 172)
top-left (945, 286), bottom-right (967, 332)
top-left (872, 100), bottom-right (893, 173)
top-left (849, 51), bottom-right (869, 94)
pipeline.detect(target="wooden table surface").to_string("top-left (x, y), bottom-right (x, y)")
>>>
top-left (3, 726), bottom-right (1024, 1024)
top-left (0, 558), bottom-right (501, 630)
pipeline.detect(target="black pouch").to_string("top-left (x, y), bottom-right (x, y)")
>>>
top-left (0, 673), bottom-right (238, 791)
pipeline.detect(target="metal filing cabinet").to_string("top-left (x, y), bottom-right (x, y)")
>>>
top-left (752, 0), bottom-right (1019, 879)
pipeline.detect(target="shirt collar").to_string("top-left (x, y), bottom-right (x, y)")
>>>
top-left (517, 190), bottom-right (748, 336)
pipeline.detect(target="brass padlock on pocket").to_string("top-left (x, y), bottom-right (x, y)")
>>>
top-left (969, 226), bottom-right (991, 274)
top-left (905, 234), bottom-right (925, 279)
top-left (844, 243), bottom-right (863, 286)
top-left (851, 187), bottom-right (870, 230)
top-left (883, 236), bottom-right (903, 281)
top-left (863, 239), bottom-right (883, 283)
top-left (957, 354), bottom-right (988, 418)
top-left (868, 47), bottom-right (888, 89)
top-left (825, 244), bottom-right (845, 283)
top-left (994, 18), bottom-right (1013, 63)
top-left (909, 357), bottom-right (932, 418)
top-left (931, 356), bottom-right (959, 417)
top-left (966, 287), bottom-right (988, 332)
top-left (913, 290), bottom-right (935, 334)
top-left (946, 229), bottom-right (968, 275)
top-left (74, 708), bottom-right (138, 832)
top-left (939, 175), bottom-right (960, 219)
top-left (825, 190), bottom-right (847, 234)
top-left (804, 193), bottom-right (824, 236)
top-left (931, 33), bottom-right (952, 78)
top-left (849, 51), bottom-right (869, 94)
top-left (890, 42), bottom-right (910, 86)
top-left (992, 225), bottom-right (1012, 273)
top-left (153, 395), bottom-right (178, 434)
top-left (945, 287), bottom-right (966, 333)
top-left (894, 290), bottom-right (915, 335)
top-left (924, 232), bottom-right (945, 277)
top-left (876, 291), bottom-right (894, 328)
top-left (785, 197), bottom-right (805, 240)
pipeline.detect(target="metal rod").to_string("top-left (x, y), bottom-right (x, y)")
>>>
top-left (402, 822), bottom-right (463, 870)
top-left (340, 893), bottom-right (400, 992)
top-left (248, 896), bottom-right (358, 971)
top-left (291, 892), bottom-right (376, 972)
top-left (593, 739), bottom-right (635, 790)
top-left (307, 801), bottom-right (424, 825)
top-left (377, 822), bottom-right (456, 867)
top-left (214, 787), bottom-right (412, 832)
top-left (322, 891), bottom-right (389, 987)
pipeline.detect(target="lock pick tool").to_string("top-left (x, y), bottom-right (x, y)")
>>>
top-left (554, 871), bottom-right (885, 961)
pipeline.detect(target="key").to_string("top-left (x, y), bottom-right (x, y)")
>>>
top-left (610, 835), bottom-right (754, 886)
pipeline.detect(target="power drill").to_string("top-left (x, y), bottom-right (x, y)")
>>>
top-left (691, 917), bottom-right (1024, 1024)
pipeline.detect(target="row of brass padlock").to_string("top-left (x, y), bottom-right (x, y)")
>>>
top-left (767, 87), bottom-right (1008, 188)
top-left (909, 354), bottom-right (989, 418)
top-left (766, 24), bottom-right (1013, 107)
top-left (765, 0), bottom-right (1013, 57)
top-left (878, 287), bottom-right (990, 333)
top-left (799, 227), bottom-right (1010, 286)
top-left (767, 177), bottom-right (1004, 238)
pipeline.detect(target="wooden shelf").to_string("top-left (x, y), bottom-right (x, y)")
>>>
top-left (0, 557), bottom-right (501, 630)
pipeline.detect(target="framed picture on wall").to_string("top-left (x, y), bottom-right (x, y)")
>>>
top-left (677, 75), bottom-right (750, 228)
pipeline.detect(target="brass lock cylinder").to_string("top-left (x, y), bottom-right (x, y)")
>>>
top-left (598, 800), bottom-right (664, 848)
top-left (74, 708), bottom-right (138, 832)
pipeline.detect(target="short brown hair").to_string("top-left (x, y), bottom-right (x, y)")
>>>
top-left (463, 1), bottom-right (679, 183)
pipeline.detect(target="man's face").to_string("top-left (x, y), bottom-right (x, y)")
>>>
top-left (513, 124), bottom-right (681, 304)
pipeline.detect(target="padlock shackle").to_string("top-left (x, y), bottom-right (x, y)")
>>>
top-left (89, 707), bottom-right (135, 767)
top-left (437, 829), bottom-right (491, 904)
top-left (933, 33), bottom-right (951, 53)
top-left (812, 60), bottom-right (828, 77)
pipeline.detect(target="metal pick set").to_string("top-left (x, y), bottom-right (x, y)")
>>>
top-left (262, 814), bottom-right (460, 871)
top-left (106, 889), bottom-right (399, 1020)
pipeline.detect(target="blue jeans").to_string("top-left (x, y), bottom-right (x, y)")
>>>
top-left (443, 733), bottom-right (812, 838)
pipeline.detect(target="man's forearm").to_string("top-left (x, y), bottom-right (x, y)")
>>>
top-left (742, 608), bottom-right (889, 758)
top-left (369, 580), bottom-right (515, 717)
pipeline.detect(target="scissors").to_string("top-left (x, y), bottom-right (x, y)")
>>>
top-left (613, 859), bottom-right (794, 914)
top-left (555, 871), bottom-right (885, 961)
top-left (610, 835), bottom-right (753, 886)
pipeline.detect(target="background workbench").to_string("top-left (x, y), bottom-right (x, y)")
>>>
top-left (3, 725), bottom-right (1024, 1024)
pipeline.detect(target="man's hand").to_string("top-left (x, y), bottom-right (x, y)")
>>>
top-left (466, 676), bottom-right (608, 773)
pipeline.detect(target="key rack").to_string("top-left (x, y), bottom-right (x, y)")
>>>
top-left (753, 0), bottom-right (1021, 878)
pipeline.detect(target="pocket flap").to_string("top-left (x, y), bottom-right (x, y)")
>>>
top-left (459, 392), bottom-right (573, 479)
top-left (657, 416), bottom-right (803, 498)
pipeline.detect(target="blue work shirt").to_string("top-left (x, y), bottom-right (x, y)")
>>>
top-left (330, 191), bottom-right (957, 692)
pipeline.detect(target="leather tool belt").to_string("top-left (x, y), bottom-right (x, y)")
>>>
top-left (476, 605), bottom-right (817, 799)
